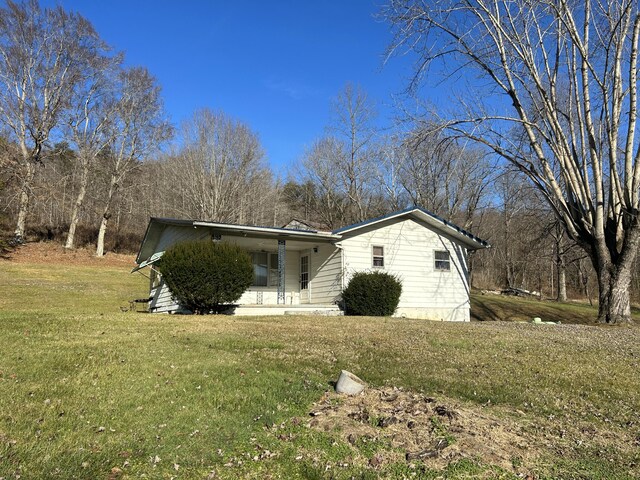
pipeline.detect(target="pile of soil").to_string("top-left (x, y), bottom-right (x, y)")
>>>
top-left (1, 241), bottom-right (136, 268)
top-left (307, 386), bottom-right (537, 475)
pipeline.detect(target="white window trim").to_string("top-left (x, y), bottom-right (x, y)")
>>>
top-left (434, 250), bottom-right (451, 272)
top-left (372, 245), bottom-right (385, 268)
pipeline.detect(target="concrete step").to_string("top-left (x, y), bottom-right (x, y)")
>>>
top-left (234, 305), bottom-right (342, 316)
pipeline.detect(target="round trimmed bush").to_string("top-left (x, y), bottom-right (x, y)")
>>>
top-left (341, 271), bottom-right (403, 316)
top-left (157, 240), bottom-right (253, 314)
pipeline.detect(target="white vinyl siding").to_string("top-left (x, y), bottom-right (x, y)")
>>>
top-left (155, 224), bottom-right (210, 252)
top-left (339, 217), bottom-right (470, 320)
top-left (309, 244), bottom-right (342, 304)
top-left (150, 277), bottom-right (190, 313)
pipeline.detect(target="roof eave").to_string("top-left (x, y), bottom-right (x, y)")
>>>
top-left (334, 207), bottom-right (489, 250)
top-left (192, 221), bottom-right (341, 240)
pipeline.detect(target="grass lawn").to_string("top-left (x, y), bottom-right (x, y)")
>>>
top-left (470, 291), bottom-right (640, 324)
top-left (1, 249), bottom-right (639, 479)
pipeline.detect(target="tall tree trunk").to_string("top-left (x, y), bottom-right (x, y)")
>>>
top-left (14, 161), bottom-right (35, 242)
top-left (592, 225), bottom-right (640, 323)
top-left (96, 175), bottom-right (117, 257)
top-left (65, 161), bottom-right (89, 249)
top-left (557, 253), bottom-right (567, 302)
top-left (95, 213), bottom-right (110, 257)
top-left (596, 265), bottom-right (632, 324)
top-left (557, 265), bottom-right (567, 302)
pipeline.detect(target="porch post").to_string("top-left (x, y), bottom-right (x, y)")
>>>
top-left (277, 240), bottom-right (286, 304)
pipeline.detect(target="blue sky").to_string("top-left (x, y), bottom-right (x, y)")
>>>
top-left (41, 0), bottom-right (420, 174)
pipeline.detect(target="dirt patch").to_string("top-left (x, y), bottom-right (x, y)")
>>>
top-left (0, 241), bottom-right (136, 268)
top-left (306, 387), bottom-right (538, 475)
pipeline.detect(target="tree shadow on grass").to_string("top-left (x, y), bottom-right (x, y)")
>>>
top-left (471, 294), bottom-right (599, 324)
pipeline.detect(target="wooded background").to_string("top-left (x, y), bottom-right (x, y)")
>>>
top-left (2, 0), bottom-right (640, 306)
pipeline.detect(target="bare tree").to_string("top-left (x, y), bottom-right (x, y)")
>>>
top-left (385, 0), bottom-right (640, 323)
top-left (95, 67), bottom-right (171, 256)
top-left (396, 128), bottom-right (493, 229)
top-left (64, 51), bottom-right (122, 249)
top-left (495, 172), bottom-right (530, 289)
top-left (164, 109), bottom-right (270, 224)
top-left (375, 136), bottom-right (406, 212)
top-left (0, 0), bottom-right (106, 241)
top-left (299, 84), bottom-right (381, 228)
top-left (549, 222), bottom-right (569, 302)
top-left (281, 180), bottom-right (322, 224)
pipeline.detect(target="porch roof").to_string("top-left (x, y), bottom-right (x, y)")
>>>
top-left (191, 220), bottom-right (340, 240)
top-left (134, 217), bottom-right (340, 269)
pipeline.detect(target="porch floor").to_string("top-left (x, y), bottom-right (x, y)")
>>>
top-left (234, 304), bottom-right (342, 316)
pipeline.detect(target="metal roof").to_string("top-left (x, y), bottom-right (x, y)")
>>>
top-left (134, 208), bottom-right (489, 270)
top-left (134, 217), bottom-right (340, 266)
top-left (192, 220), bottom-right (340, 239)
top-left (332, 207), bottom-right (489, 250)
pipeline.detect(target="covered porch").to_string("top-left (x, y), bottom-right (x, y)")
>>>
top-left (136, 218), bottom-right (344, 314)
top-left (217, 232), bottom-right (343, 307)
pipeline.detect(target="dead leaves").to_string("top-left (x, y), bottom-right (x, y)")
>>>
top-left (303, 387), bottom-right (536, 474)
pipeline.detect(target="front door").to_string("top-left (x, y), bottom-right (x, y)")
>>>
top-left (300, 254), bottom-right (310, 304)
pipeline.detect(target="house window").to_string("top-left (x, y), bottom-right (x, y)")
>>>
top-left (300, 255), bottom-right (309, 290)
top-left (252, 252), bottom-right (279, 286)
top-left (372, 246), bottom-right (384, 268)
top-left (435, 250), bottom-right (451, 271)
top-left (268, 253), bottom-right (279, 286)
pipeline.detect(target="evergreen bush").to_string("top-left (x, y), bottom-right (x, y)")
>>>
top-left (341, 270), bottom-right (402, 316)
top-left (157, 240), bottom-right (253, 314)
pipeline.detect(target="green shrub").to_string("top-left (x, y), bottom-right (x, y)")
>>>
top-left (341, 271), bottom-right (402, 316)
top-left (157, 240), bottom-right (253, 314)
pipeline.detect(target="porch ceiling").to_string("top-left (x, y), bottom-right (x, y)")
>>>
top-left (223, 235), bottom-right (330, 251)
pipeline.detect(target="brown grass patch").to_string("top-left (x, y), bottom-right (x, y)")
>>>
top-left (0, 241), bottom-right (136, 268)
top-left (306, 386), bottom-right (537, 475)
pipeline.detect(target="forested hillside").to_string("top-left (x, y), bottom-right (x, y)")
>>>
top-left (2, 0), bottom-right (640, 309)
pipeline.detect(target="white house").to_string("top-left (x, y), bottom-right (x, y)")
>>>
top-left (133, 207), bottom-right (489, 321)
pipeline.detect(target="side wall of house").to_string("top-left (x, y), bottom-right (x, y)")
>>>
top-left (149, 225), bottom-right (211, 313)
top-left (309, 244), bottom-right (342, 304)
top-left (339, 217), bottom-right (470, 321)
top-left (149, 277), bottom-right (190, 313)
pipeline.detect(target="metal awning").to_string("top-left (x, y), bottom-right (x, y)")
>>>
top-left (131, 251), bottom-right (164, 273)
